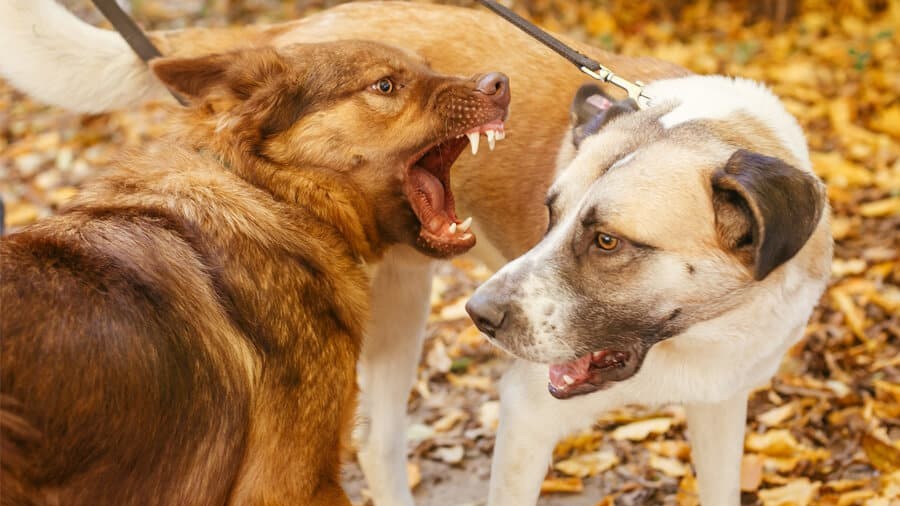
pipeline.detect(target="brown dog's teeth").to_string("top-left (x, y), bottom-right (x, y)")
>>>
top-left (466, 132), bottom-right (480, 155)
top-left (459, 217), bottom-right (472, 232)
top-left (449, 223), bottom-right (458, 234)
top-left (486, 130), bottom-right (496, 150)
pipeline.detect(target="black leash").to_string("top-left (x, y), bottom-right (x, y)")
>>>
top-left (90, 0), bottom-right (187, 105)
top-left (476, 0), bottom-right (651, 108)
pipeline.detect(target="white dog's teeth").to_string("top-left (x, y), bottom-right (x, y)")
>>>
top-left (459, 216), bottom-right (472, 232)
top-left (563, 375), bottom-right (575, 386)
top-left (592, 351), bottom-right (603, 359)
top-left (467, 132), bottom-right (480, 155)
top-left (486, 129), bottom-right (496, 150)
top-left (449, 223), bottom-right (458, 234)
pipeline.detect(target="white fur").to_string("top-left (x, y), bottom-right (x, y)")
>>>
top-left (357, 246), bottom-right (434, 506)
top-left (0, 0), bottom-right (169, 112)
top-left (648, 75), bottom-right (811, 170)
top-left (487, 77), bottom-right (829, 506)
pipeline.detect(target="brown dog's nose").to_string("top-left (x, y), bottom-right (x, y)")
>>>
top-left (475, 72), bottom-right (510, 109)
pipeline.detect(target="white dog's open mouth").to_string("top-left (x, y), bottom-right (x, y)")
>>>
top-left (404, 120), bottom-right (505, 257)
top-left (547, 349), bottom-right (639, 399)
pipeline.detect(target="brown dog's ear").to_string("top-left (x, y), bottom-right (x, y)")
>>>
top-left (150, 53), bottom-right (232, 100)
top-left (712, 149), bottom-right (825, 280)
top-left (570, 84), bottom-right (638, 148)
top-left (150, 48), bottom-right (287, 101)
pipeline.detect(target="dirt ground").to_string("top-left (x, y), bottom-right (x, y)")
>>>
top-left (1, 1), bottom-right (897, 505)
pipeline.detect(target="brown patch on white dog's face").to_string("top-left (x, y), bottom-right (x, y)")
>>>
top-left (467, 101), bottom-right (825, 399)
top-left (151, 41), bottom-right (510, 258)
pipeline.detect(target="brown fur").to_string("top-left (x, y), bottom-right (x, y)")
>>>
top-left (0, 40), bottom-right (506, 505)
top-left (145, 1), bottom-right (691, 261)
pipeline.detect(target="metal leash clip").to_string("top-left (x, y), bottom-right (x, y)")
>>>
top-left (478, 0), bottom-right (652, 109)
top-left (579, 66), bottom-right (651, 109)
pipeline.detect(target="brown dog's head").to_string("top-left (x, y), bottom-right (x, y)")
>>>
top-left (149, 41), bottom-right (509, 258)
top-left (467, 78), bottom-right (830, 399)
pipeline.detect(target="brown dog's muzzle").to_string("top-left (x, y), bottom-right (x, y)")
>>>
top-left (404, 72), bottom-right (510, 257)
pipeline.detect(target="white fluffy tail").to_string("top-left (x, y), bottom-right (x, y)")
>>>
top-left (0, 0), bottom-right (169, 112)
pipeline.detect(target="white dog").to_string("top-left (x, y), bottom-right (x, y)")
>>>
top-left (467, 77), bottom-right (831, 505)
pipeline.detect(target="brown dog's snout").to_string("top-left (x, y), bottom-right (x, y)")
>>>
top-left (474, 72), bottom-right (510, 110)
top-left (466, 282), bottom-right (509, 338)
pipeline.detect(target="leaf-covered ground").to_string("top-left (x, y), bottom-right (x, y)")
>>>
top-left (0, 1), bottom-right (897, 505)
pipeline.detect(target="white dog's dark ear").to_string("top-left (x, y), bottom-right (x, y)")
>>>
top-left (712, 149), bottom-right (826, 281)
top-left (570, 84), bottom-right (638, 148)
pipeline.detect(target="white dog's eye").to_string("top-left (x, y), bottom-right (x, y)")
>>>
top-left (595, 233), bottom-right (620, 251)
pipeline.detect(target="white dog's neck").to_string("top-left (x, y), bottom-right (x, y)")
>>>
top-left (645, 75), bottom-right (811, 170)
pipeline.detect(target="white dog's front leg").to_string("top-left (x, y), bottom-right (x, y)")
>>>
top-left (489, 361), bottom-right (594, 506)
top-left (685, 390), bottom-right (749, 506)
top-left (357, 248), bottom-right (434, 506)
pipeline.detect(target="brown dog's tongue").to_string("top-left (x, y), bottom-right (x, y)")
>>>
top-left (409, 166), bottom-right (448, 233)
top-left (548, 355), bottom-right (592, 389)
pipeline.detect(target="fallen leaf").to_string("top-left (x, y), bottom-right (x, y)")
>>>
top-left (554, 450), bottom-right (619, 478)
top-left (407, 461), bottom-right (421, 490)
top-left (430, 445), bottom-right (465, 465)
top-left (478, 401), bottom-right (500, 432)
top-left (742, 454), bottom-right (764, 491)
top-left (861, 433), bottom-right (900, 473)
top-left (540, 477), bottom-right (584, 494)
top-left (650, 454), bottom-right (688, 477)
top-left (611, 417), bottom-right (674, 441)
top-left (758, 478), bottom-right (821, 506)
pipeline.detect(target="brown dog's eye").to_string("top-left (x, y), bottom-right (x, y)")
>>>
top-left (596, 233), bottom-right (620, 251)
top-left (374, 78), bottom-right (394, 94)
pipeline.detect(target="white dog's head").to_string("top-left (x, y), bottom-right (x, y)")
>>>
top-left (467, 76), bottom-right (831, 399)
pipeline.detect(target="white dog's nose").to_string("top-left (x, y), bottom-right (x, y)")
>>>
top-left (465, 288), bottom-right (507, 338)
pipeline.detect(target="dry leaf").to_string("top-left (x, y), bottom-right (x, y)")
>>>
top-left (861, 433), bottom-right (900, 473)
top-left (540, 477), bottom-right (584, 494)
top-left (406, 461), bottom-right (421, 490)
top-left (742, 454), bottom-right (764, 491)
top-left (431, 445), bottom-right (465, 465)
top-left (554, 450), bottom-right (619, 478)
top-left (611, 417), bottom-right (674, 441)
top-left (758, 478), bottom-right (821, 506)
top-left (649, 454), bottom-right (688, 477)
top-left (478, 401), bottom-right (500, 432)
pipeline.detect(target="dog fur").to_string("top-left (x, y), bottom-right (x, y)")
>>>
top-left (0, 2), bottom-right (829, 505)
top-left (0, 39), bottom-right (508, 505)
top-left (467, 76), bottom-right (831, 505)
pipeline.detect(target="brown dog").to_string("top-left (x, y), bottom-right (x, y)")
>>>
top-left (0, 40), bottom-right (508, 505)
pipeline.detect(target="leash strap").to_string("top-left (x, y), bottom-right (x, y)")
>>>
top-left (90, 0), bottom-right (187, 105)
top-left (476, 0), bottom-right (651, 108)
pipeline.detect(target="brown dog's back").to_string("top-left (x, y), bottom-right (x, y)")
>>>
top-left (0, 147), bottom-right (364, 505)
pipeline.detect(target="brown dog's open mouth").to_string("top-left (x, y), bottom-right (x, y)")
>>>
top-left (547, 348), bottom-right (642, 399)
top-left (405, 119), bottom-right (505, 256)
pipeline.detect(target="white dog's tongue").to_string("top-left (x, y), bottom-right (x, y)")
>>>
top-left (548, 355), bottom-right (592, 389)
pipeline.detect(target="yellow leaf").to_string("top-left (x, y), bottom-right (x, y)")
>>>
top-left (406, 462), bottom-right (421, 490)
top-left (758, 403), bottom-right (797, 427)
top-left (554, 450), bottom-right (619, 478)
top-left (540, 477), bottom-right (584, 494)
top-left (869, 105), bottom-right (900, 138)
top-left (650, 454), bottom-right (689, 477)
top-left (861, 433), bottom-right (900, 473)
top-left (758, 478), bottom-right (821, 506)
top-left (859, 197), bottom-right (900, 218)
top-left (742, 454), bottom-right (764, 491)
top-left (611, 417), bottom-right (674, 441)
